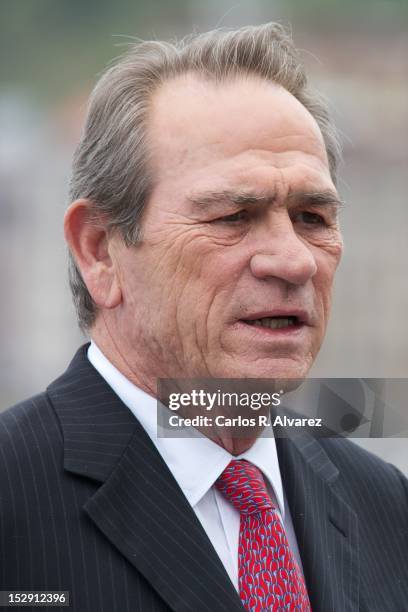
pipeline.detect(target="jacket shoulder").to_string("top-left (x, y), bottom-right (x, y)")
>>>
top-left (320, 436), bottom-right (408, 502)
top-left (0, 392), bottom-right (63, 471)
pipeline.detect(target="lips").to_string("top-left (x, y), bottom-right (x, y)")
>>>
top-left (243, 316), bottom-right (298, 329)
top-left (239, 310), bottom-right (311, 329)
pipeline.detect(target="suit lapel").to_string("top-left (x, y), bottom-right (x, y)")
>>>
top-left (276, 434), bottom-right (360, 611)
top-left (48, 345), bottom-right (360, 611)
top-left (47, 345), bottom-right (244, 612)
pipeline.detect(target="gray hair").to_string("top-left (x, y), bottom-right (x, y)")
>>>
top-left (68, 22), bottom-right (341, 331)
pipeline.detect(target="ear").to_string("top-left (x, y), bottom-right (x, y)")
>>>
top-left (64, 199), bottom-right (122, 309)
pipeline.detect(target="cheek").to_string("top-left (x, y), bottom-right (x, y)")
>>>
top-left (178, 258), bottom-right (231, 325)
top-left (171, 230), bottom-right (238, 288)
top-left (142, 233), bottom-right (227, 330)
top-left (173, 246), bottom-right (244, 343)
top-left (313, 257), bottom-right (338, 320)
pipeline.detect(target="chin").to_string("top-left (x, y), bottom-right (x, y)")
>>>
top-left (215, 357), bottom-right (312, 382)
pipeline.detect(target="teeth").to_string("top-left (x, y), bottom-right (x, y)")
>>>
top-left (246, 317), bottom-right (296, 329)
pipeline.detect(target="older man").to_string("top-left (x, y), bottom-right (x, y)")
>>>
top-left (1, 23), bottom-right (406, 612)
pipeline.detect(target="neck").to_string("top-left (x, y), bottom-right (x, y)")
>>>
top-left (213, 435), bottom-right (258, 456)
top-left (91, 319), bottom-right (264, 455)
top-left (90, 321), bottom-right (158, 397)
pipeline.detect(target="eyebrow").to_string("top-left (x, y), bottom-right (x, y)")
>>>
top-left (187, 190), bottom-right (277, 208)
top-left (288, 190), bottom-right (345, 209)
top-left (187, 189), bottom-right (344, 210)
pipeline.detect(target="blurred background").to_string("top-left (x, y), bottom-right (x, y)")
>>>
top-left (0, 1), bottom-right (407, 471)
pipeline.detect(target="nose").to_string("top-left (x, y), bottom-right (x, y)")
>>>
top-left (249, 217), bottom-right (317, 286)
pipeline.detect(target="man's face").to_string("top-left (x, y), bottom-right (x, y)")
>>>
top-left (111, 74), bottom-right (343, 381)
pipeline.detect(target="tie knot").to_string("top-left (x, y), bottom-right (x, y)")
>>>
top-left (216, 460), bottom-right (273, 515)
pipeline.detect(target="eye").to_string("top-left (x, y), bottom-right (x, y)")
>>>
top-left (296, 211), bottom-right (328, 226)
top-left (216, 210), bottom-right (249, 223)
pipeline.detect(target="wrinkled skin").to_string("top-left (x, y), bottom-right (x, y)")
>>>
top-left (66, 74), bottom-right (343, 451)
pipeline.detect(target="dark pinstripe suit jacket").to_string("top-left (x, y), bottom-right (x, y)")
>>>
top-left (0, 344), bottom-right (407, 611)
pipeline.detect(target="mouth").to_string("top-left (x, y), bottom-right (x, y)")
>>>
top-left (242, 315), bottom-right (299, 330)
top-left (237, 311), bottom-right (310, 334)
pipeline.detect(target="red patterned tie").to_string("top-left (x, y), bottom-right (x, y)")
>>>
top-left (216, 460), bottom-right (311, 611)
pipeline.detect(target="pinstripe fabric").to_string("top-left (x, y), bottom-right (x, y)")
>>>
top-left (275, 434), bottom-right (408, 611)
top-left (0, 346), bottom-right (243, 612)
top-left (0, 343), bottom-right (407, 611)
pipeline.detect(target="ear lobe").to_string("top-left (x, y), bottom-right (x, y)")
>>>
top-left (64, 199), bottom-right (122, 310)
top-left (103, 270), bottom-right (122, 309)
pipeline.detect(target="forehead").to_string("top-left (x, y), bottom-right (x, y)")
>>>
top-left (148, 73), bottom-right (332, 195)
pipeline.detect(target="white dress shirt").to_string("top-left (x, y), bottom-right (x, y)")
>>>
top-left (87, 341), bottom-right (304, 590)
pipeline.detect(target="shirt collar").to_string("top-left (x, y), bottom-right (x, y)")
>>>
top-left (87, 340), bottom-right (285, 518)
